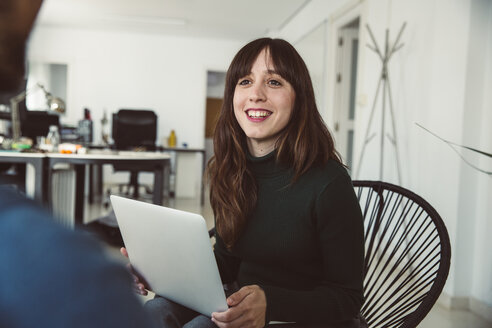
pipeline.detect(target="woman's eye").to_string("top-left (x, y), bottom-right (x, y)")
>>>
top-left (238, 79), bottom-right (251, 86)
top-left (268, 79), bottom-right (282, 86)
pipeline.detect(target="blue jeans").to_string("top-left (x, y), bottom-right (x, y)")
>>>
top-left (145, 296), bottom-right (366, 328)
top-left (144, 296), bottom-right (218, 328)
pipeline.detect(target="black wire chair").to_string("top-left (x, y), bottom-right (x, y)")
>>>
top-left (353, 181), bottom-right (451, 328)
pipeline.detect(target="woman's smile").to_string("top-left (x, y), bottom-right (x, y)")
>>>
top-left (245, 108), bottom-right (273, 122)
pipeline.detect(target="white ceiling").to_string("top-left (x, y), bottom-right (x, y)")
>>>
top-left (36, 0), bottom-right (310, 40)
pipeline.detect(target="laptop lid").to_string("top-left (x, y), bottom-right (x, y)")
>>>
top-left (110, 195), bottom-right (228, 316)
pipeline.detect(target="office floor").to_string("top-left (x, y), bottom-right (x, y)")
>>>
top-left (87, 189), bottom-right (491, 328)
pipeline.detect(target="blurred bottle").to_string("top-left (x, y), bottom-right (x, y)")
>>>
top-left (168, 130), bottom-right (177, 147)
top-left (46, 125), bottom-right (60, 152)
top-left (78, 107), bottom-right (93, 145)
top-left (100, 109), bottom-right (109, 145)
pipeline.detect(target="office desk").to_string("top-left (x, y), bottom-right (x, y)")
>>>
top-left (88, 145), bottom-right (207, 204)
top-left (0, 151), bottom-right (47, 203)
top-left (47, 152), bottom-right (171, 225)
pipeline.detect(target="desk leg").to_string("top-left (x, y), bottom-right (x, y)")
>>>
top-left (153, 165), bottom-right (164, 205)
top-left (201, 152), bottom-right (206, 205)
top-left (89, 164), bottom-right (94, 204)
top-left (88, 164), bottom-right (103, 204)
top-left (32, 158), bottom-right (48, 205)
top-left (171, 151), bottom-right (176, 198)
top-left (74, 164), bottom-right (85, 225)
top-left (97, 164), bottom-right (103, 199)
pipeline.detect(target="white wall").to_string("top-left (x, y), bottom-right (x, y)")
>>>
top-left (27, 26), bottom-right (244, 197)
top-left (467, 0), bottom-right (492, 317)
top-left (273, 0), bottom-right (492, 317)
top-left (295, 21), bottom-right (327, 115)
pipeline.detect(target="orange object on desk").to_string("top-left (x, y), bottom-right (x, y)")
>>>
top-left (58, 143), bottom-right (83, 154)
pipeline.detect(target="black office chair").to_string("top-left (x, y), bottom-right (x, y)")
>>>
top-left (208, 181), bottom-right (451, 328)
top-left (111, 109), bottom-right (157, 199)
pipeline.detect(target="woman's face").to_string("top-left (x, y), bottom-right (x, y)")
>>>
top-left (233, 49), bottom-right (296, 156)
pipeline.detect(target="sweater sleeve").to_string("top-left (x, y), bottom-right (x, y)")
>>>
top-left (214, 231), bottom-right (242, 284)
top-left (260, 173), bottom-right (365, 324)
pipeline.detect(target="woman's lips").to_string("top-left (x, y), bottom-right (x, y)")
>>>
top-left (246, 109), bottom-right (272, 122)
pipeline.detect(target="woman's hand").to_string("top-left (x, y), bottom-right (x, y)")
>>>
top-left (211, 285), bottom-right (267, 328)
top-left (120, 247), bottom-right (149, 296)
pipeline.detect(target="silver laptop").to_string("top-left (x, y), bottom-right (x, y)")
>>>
top-left (110, 195), bottom-right (228, 316)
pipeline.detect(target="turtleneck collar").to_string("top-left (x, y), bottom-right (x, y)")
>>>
top-left (246, 149), bottom-right (291, 178)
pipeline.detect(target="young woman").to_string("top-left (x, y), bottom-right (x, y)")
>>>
top-left (126, 38), bottom-right (365, 328)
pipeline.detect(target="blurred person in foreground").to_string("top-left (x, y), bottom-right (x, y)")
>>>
top-left (0, 1), bottom-right (155, 327)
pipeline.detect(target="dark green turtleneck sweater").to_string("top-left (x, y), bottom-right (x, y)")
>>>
top-left (214, 151), bottom-right (364, 325)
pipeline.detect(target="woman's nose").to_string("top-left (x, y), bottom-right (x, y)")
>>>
top-left (249, 83), bottom-right (266, 102)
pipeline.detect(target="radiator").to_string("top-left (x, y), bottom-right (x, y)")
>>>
top-left (50, 165), bottom-right (75, 229)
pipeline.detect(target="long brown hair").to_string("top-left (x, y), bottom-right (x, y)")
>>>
top-left (208, 38), bottom-right (342, 248)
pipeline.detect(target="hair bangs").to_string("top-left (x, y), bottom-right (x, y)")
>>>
top-left (226, 38), bottom-right (270, 94)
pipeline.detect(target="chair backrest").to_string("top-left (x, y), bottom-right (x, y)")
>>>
top-left (353, 181), bottom-right (451, 328)
top-left (112, 109), bottom-right (157, 151)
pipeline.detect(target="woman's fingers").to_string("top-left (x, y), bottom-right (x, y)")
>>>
top-left (135, 282), bottom-right (148, 295)
top-left (121, 249), bottom-right (147, 295)
top-left (126, 262), bottom-right (134, 273)
top-left (120, 247), bottom-right (151, 294)
top-left (120, 247), bottom-right (128, 258)
top-left (129, 273), bottom-right (147, 295)
top-left (126, 263), bottom-right (141, 283)
top-left (212, 285), bottom-right (266, 328)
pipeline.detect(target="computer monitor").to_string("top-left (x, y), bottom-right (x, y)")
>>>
top-left (21, 111), bottom-right (60, 144)
top-left (0, 108), bottom-right (56, 144)
top-left (112, 109), bottom-right (157, 150)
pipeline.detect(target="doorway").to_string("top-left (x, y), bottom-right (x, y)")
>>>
top-left (204, 71), bottom-right (226, 165)
top-left (332, 18), bottom-right (360, 171)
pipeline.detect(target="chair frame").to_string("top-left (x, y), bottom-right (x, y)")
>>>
top-left (353, 180), bottom-right (451, 328)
